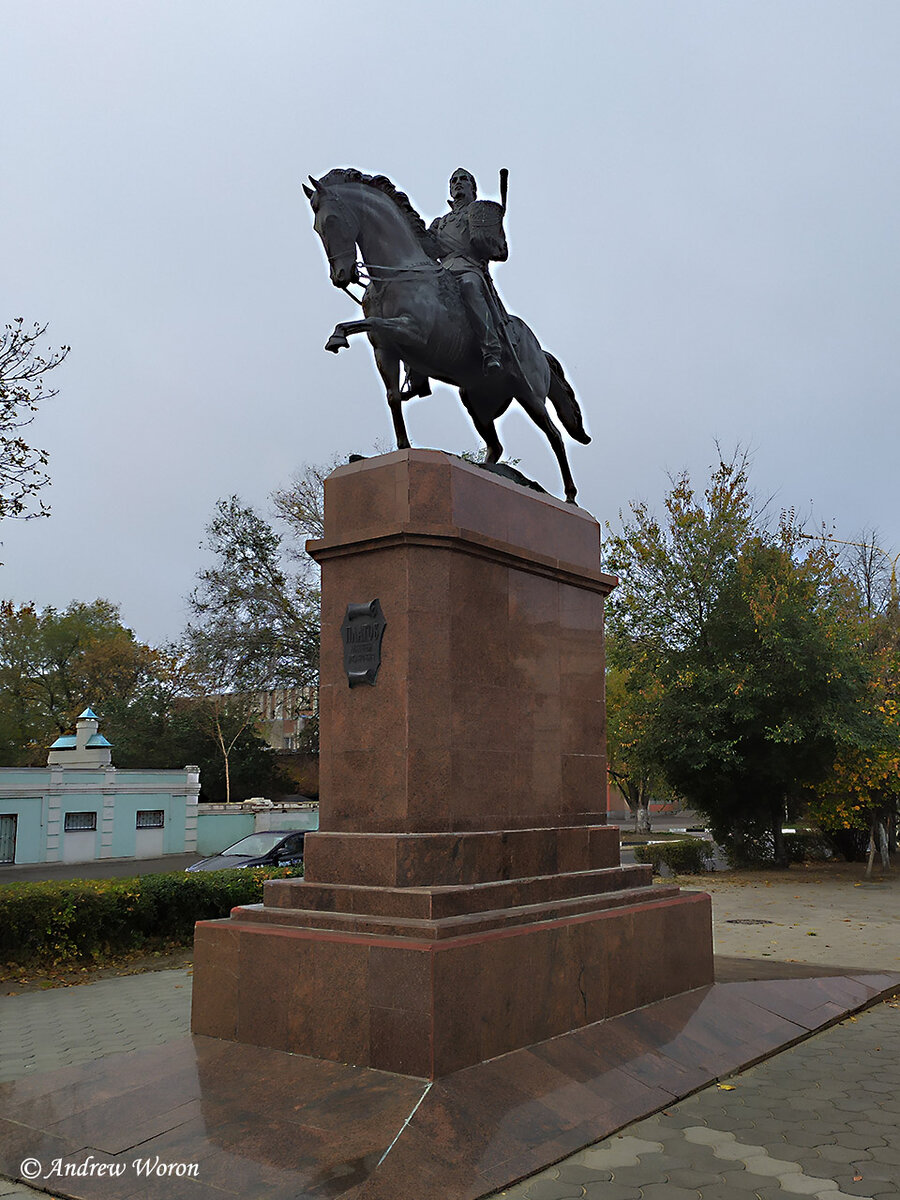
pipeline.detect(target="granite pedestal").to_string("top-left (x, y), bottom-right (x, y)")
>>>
top-left (191, 450), bottom-right (714, 1077)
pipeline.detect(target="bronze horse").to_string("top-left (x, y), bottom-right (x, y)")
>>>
top-left (304, 168), bottom-right (589, 503)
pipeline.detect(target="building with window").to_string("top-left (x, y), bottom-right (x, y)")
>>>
top-left (0, 709), bottom-right (200, 866)
top-left (254, 687), bottom-right (316, 752)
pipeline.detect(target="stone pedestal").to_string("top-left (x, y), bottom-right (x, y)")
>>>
top-left (192, 450), bottom-right (714, 1077)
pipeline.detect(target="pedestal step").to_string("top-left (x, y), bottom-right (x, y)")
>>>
top-left (238, 882), bottom-right (680, 940)
top-left (266, 861), bottom-right (653, 918)
top-left (193, 889), bottom-right (714, 1077)
top-left (302, 824), bottom-right (619, 887)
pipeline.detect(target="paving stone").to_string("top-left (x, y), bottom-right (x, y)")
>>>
top-left (694, 1187), bottom-right (761, 1200)
top-left (716, 1167), bottom-right (783, 1192)
top-left (638, 1186), bottom-right (702, 1200)
top-left (746, 1119), bottom-right (794, 1140)
top-left (826, 1171), bottom-right (887, 1197)
top-left (832, 1097), bottom-right (884, 1114)
top-left (869, 1145), bottom-right (900, 1164)
top-left (778, 1174), bottom-right (840, 1196)
top-left (813, 1145), bottom-right (873, 1165)
top-left (830, 1132), bottom-right (886, 1151)
top-left (855, 1109), bottom-right (898, 1128)
top-left (683, 1127), bottom-right (737, 1150)
top-left (653, 1111), bottom-right (710, 1130)
top-left (582, 1184), bottom-right (641, 1200)
top-left (740, 1153), bottom-right (803, 1178)
top-left (523, 1181), bottom-right (584, 1200)
top-left (790, 1151), bottom-right (844, 1178)
top-left (580, 1136), bottom-right (665, 1170)
top-left (664, 1169), bottom-right (725, 1189)
top-left (632, 1152), bottom-right (697, 1173)
top-left (852, 1161), bottom-right (900, 1183)
top-left (557, 1165), bottom-right (612, 1185)
top-left (855, 1079), bottom-right (898, 1094)
top-left (757, 1140), bottom-right (796, 1160)
top-left (608, 1167), bottom-right (668, 1188)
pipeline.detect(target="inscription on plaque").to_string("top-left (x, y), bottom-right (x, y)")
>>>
top-left (340, 599), bottom-right (386, 687)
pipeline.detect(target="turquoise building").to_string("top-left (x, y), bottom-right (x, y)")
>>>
top-left (0, 709), bottom-right (199, 865)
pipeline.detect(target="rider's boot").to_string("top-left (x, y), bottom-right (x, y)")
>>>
top-left (483, 346), bottom-right (503, 374)
top-left (460, 276), bottom-right (504, 374)
top-left (477, 323), bottom-right (503, 374)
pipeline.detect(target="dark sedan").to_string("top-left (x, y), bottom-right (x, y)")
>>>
top-left (186, 829), bottom-right (308, 873)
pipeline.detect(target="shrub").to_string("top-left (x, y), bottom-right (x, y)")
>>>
top-left (822, 827), bottom-right (870, 862)
top-left (783, 830), bottom-right (833, 863)
top-left (0, 866), bottom-right (300, 969)
top-left (633, 837), bottom-right (711, 875)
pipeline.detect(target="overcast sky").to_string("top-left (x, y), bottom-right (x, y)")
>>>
top-left (3, 1), bottom-right (899, 644)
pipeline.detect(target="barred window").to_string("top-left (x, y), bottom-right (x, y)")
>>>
top-left (64, 812), bottom-right (97, 832)
top-left (136, 810), bottom-right (165, 829)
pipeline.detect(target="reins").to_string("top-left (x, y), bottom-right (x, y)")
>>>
top-left (335, 258), bottom-right (443, 308)
top-left (321, 183), bottom-right (441, 307)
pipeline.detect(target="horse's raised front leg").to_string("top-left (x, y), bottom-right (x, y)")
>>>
top-left (515, 385), bottom-right (578, 504)
top-left (325, 315), bottom-right (419, 354)
top-left (372, 344), bottom-right (410, 450)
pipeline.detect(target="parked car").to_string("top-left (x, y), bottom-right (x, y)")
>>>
top-left (186, 829), bottom-right (308, 873)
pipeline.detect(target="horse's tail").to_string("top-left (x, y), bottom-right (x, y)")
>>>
top-left (545, 352), bottom-right (590, 444)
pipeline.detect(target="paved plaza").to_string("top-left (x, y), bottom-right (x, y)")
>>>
top-left (0, 866), bottom-right (897, 1199)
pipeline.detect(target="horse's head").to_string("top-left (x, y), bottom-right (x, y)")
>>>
top-left (304, 176), bottom-right (359, 289)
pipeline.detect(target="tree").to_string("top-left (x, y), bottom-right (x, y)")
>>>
top-left (187, 496), bottom-right (319, 695)
top-left (605, 452), bottom-right (759, 663)
top-left (103, 675), bottom-right (287, 801)
top-left (0, 599), bottom-right (156, 763)
top-left (1, 319), bottom-right (69, 522)
top-left (178, 642), bottom-right (265, 805)
top-left (655, 539), bottom-right (870, 865)
top-left (183, 494), bottom-right (321, 799)
top-left (605, 453), bottom-right (759, 839)
top-left (270, 455), bottom-right (337, 544)
top-left (605, 453), bottom-right (872, 866)
top-left (605, 652), bottom-right (672, 833)
top-left (809, 604), bottom-right (900, 875)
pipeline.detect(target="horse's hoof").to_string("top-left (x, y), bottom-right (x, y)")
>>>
top-left (565, 494), bottom-right (578, 505)
top-left (325, 333), bottom-right (349, 353)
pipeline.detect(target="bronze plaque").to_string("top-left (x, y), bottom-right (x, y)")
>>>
top-left (340, 599), bottom-right (386, 687)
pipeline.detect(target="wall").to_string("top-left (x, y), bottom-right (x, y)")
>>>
top-left (196, 803), bottom-right (319, 856)
top-left (0, 765), bottom-right (200, 865)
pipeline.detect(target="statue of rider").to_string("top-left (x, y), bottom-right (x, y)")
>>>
top-left (427, 168), bottom-right (508, 374)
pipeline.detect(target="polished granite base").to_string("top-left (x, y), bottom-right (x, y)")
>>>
top-left (2, 967), bottom-right (897, 1200)
top-left (193, 883), bottom-right (714, 1077)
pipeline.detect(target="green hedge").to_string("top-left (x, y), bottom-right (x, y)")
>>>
top-left (633, 837), bottom-right (711, 875)
top-left (0, 867), bottom-right (301, 969)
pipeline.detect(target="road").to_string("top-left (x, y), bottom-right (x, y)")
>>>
top-left (0, 853), bottom-right (204, 885)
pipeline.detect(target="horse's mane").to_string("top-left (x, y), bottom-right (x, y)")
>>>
top-left (319, 168), bottom-right (434, 255)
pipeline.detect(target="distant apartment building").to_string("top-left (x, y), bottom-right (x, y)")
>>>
top-left (254, 687), bottom-right (317, 751)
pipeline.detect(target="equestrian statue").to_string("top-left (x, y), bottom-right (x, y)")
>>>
top-left (303, 167), bottom-right (590, 503)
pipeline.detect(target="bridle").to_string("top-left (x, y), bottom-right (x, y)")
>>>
top-left (317, 186), bottom-right (442, 308)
